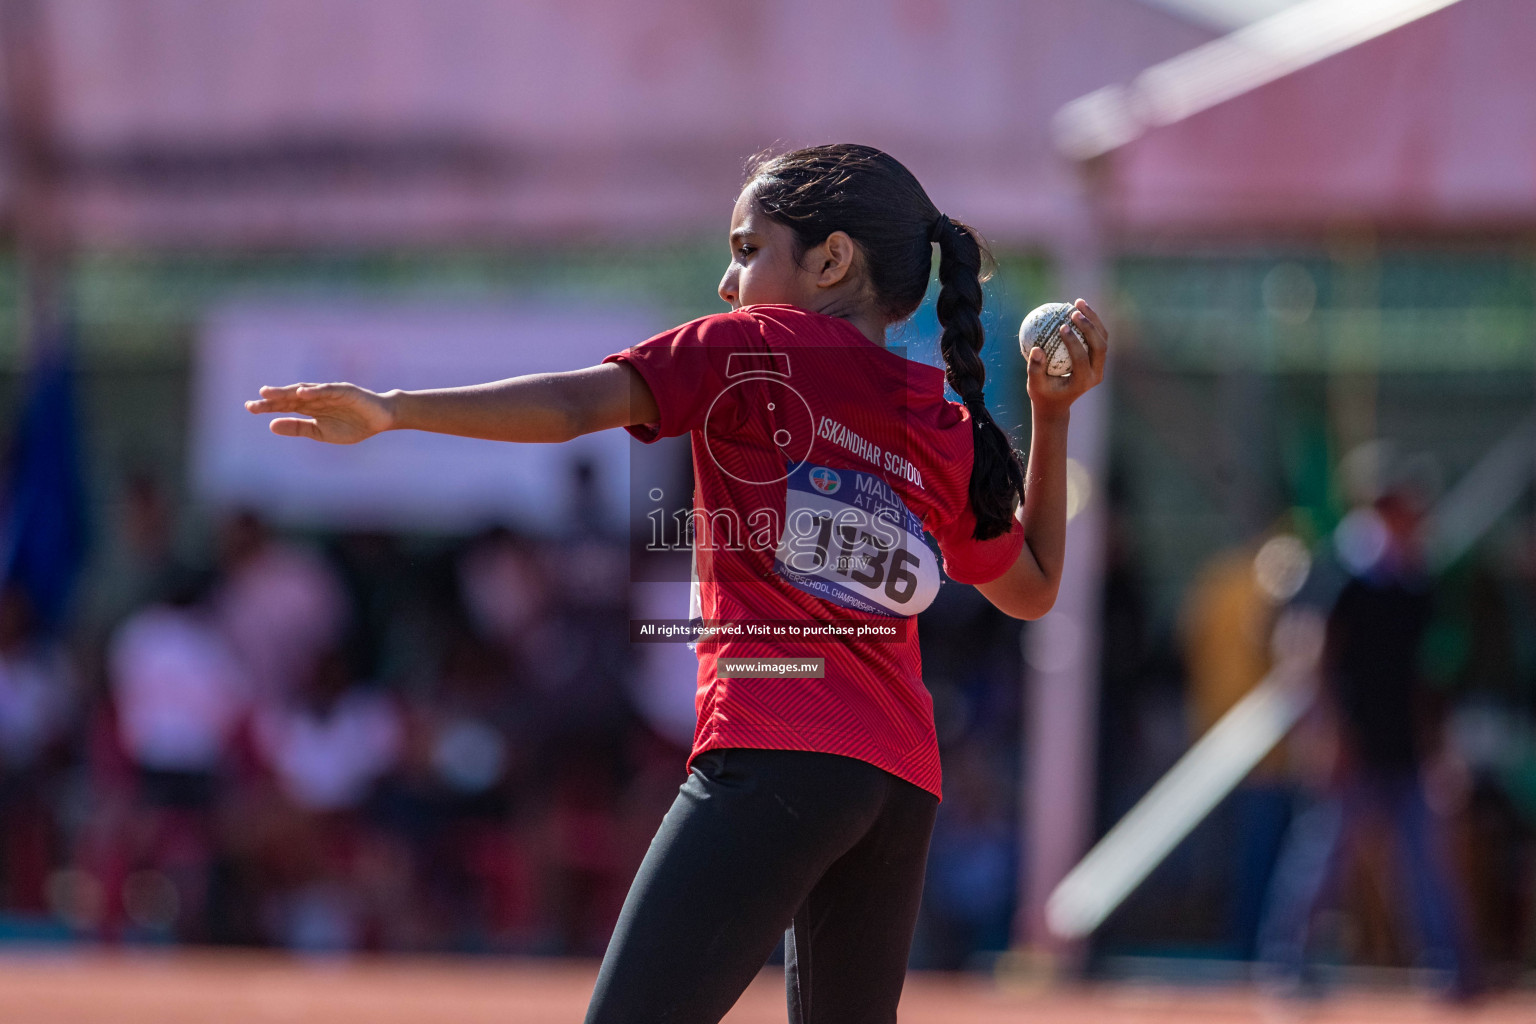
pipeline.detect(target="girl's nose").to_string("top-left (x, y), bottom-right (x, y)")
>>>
top-left (718, 269), bottom-right (737, 307)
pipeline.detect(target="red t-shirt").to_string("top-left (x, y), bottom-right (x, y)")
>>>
top-left (605, 304), bottom-right (1024, 800)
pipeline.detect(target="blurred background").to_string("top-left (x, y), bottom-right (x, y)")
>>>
top-left (2, 0), bottom-right (1536, 1014)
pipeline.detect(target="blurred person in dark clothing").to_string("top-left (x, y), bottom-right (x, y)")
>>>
top-left (915, 745), bottom-right (1015, 970)
top-left (1257, 476), bottom-right (1480, 997)
top-left (400, 630), bottom-right (544, 952)
top-left (82, 471), bottom-right (181, 637)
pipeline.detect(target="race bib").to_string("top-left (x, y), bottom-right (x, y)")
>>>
top-left (773, 462), bottom-right (941, 617)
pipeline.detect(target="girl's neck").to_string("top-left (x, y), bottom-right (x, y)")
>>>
top-left (802, 295), bottom-right (886, 346)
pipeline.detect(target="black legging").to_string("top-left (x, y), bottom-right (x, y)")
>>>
top-left (584, 746), bottom-right (939, 1024)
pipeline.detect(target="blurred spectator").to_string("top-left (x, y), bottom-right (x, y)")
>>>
top-left (250, 647), bottom-right (405, 952)
top-left (403, 632), bottom-right (544, 952)
top-left (1436, 535), bottom-right (1536, 978)
top-left (527, 475), bottom-right (639, 952)
top-left (1257, 479), bottom-right (1481, 997)
top-left (457, 527), bottom-right (547, 665)
top-left (329, 531), bottom-right (435, 686)
top-left (101, 570), bottom-right (250, 940)
top-left (1089, 505), bottom-right (1200, 951)
top-left (213, 510), bottom-right (348, 704)
top-left (0, 585), bottom-right (77, 776)
top-left (1180, 525), bottom-right (1311, 958)
top-left (253, 649), bottom-right (401, 814)
top-left (0, 585), bottom-right (78, 914)
top-left (541, 756), bottom-right (628, 957)
top-left (83, 471), bottom-right (181, 636)
top-left (565, 458), bottom-right (614, 539)
top-left (911, 576), bottom-right (1025, 969)
top-left (917, 746), bottom-right (1016, 970)
top-left (109, 572), bottom-right (249, 786)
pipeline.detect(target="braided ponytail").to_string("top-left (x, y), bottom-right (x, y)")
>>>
top-left (746, 145), bottom-right (1025, 539)
top-left (932, 216), bottom-right (1026, 539)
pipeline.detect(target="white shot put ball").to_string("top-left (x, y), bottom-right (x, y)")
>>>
top-left (1019, 302), bottom-right (1081, 377)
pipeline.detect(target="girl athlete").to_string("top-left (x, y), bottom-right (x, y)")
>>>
top-left (246, 144), bottom-right (1107, 1023)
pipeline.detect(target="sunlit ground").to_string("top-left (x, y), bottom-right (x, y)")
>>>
top-left (0, 950), bottom-right (1531, 1023)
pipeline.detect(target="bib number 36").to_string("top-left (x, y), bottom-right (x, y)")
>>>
top-left (773, 463), bottom-right (940, 617)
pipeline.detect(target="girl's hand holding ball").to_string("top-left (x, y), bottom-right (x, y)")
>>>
top-left (1020, 298), bottom-right (1107, 415)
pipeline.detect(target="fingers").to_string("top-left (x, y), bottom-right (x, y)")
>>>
top-left (1025, 345), bottom-right (1047, 381)
top-left (269, 416), bottom-right (321, 440)
top-left (1073, 298), bottom-right (1106, 339)
top-left (1026, 348), bottom-right (1050, 396)
top-left (1059, 321), bottom-right (1091, 379)
top-left (246, 382), bottom-right (348, 414)
top-left (1069, 310), bottom-right (1104, 354)
top-left (1071, 299), bottom-right (1109, 377)
top-left (1066, 313), bottom-right (1102, 380)
top-left (1024, 344), bottom-right (1062, 408)
top-left (258, 383), bottom-right (319, 396)
top-left (247, 384), bottom-right (306, 413)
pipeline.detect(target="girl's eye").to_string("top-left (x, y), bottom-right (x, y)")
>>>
top-left (736, 244), bottom-right (755, 260)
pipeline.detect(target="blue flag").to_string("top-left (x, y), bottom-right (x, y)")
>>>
top-left (1, 338), bottom-right (87, 636)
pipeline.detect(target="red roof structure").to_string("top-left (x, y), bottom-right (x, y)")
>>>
top-left (6, 0), bottom-right (1218, 248)
top-left (1054, 0), bottom-right (1536, 236)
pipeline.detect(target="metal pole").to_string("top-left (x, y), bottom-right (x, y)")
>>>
top-left (1014, 156), bottom-right (1113, 972)
top-left (2, 0), bottom-right (66, 360)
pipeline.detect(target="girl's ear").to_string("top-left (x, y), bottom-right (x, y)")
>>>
top-left (813, 230), bottom-right (857, 288)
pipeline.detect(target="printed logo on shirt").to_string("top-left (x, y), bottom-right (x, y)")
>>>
top-left (808, 466), bottom-right (841, 495)
top-left (817, 415), bottom-right (925, 490)
top-left (703, 351), bottom-right (815, 486)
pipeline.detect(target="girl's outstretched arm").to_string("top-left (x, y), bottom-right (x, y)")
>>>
top-left (244, 362), bottom-right (660, 444)
top-left (975, 299), bottom-right (1108, 620)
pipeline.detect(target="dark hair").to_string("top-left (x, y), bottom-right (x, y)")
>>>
top-left (746, 143), bottom-right (1024, 539)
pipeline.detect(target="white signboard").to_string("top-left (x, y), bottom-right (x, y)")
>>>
top-left (193, 299), bottom-right (664, 533)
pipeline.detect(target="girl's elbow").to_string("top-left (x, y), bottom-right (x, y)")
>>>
top-left (1017, 594), bottom-right (1057, 620)
top-left (979, 567), bottom-right (1060, 620)
top-left (983, 583), bottom-right (1055, 621)
top-left (1015, 581), bottom-right (1061, 621)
